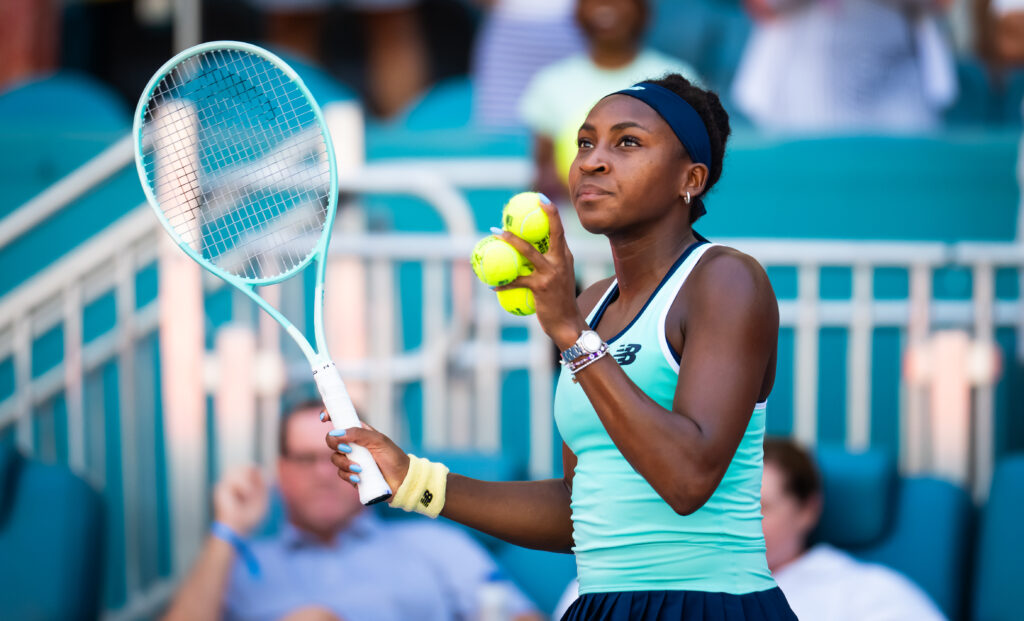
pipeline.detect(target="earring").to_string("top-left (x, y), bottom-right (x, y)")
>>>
top-left (685, 191), bottom-right (691, 205)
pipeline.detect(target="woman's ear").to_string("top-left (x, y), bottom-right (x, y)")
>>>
top-left (680, 163), bottom-right (708, 203)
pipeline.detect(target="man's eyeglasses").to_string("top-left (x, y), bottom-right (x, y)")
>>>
top-left (281, 452), bottom-right (336, 467)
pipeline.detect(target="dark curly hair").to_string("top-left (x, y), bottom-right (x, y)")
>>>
top-left (763, 436), bottom-right (822, 505)
top-left (644, 74), bottom-right (731, 223)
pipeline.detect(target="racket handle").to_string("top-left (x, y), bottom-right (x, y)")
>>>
top-left (312, 361), bottom-right (393, 506)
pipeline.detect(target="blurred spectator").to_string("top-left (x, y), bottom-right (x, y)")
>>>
top-left (518, 0), bottom-right (700, 207)
top-left (761, 437), bottom-right (947, 621)
top-left (471, 0), bottom-right (584, 129)
top-left (0, 0), bottom-right (60, 91)
top-left (161, 399), bottom-right (542, 621)
top-left (984, 0), bottom-right (1024, 67)
top-left (250, 0), bottom-right (429, 118)
top-left (732, 0), bottom-right (958, 133)
top-left (982, 0), bottom-right (1024, 239)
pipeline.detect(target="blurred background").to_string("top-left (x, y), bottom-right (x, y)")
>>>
top-left (1, 0), bottom-right (1023, 619)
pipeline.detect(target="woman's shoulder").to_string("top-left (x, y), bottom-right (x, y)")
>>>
top-left (685, 244), bottom-right (775, 309)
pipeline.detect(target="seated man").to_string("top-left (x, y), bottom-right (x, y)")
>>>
top-left (761, 437), bottom-right (946, 621)
top-left (162, 398), bottom-right (542, 621)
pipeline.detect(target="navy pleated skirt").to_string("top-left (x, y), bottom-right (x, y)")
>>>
top-left (561, 588), bottom-right (798, 621)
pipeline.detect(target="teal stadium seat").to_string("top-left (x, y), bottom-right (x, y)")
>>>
top-left (367, 77), bottom-right (529, 160)
top-left (998, 70), bottom-right (1024, 126)
top-left (0, 71), bottom-right (129, 216)
top-left (262, 47), bottom-right (358, 105)
top-left (647, 0), bottom-right (751, 94)
top-left (946, 59), bottom-right (999, 127)
top-left (0, 445), bottom-right (105, 620)
top-left (495, 544), bottom-right (577, 616)
top-left (972, 454), bottom-right (1024, 621)
top-left (812, 446), bottom-right (974, 620)
top-left (701, 132), bottom-right (1020, 241)
top-left (0, 71), bottom-right (140, 298)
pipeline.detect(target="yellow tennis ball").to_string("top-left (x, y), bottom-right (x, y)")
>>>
top-left (497, 288), bottom-right (536, 316)
top-left (503, 192), bottom-right (550, 253)
top-left (471, 236), bottom-right (522, 287)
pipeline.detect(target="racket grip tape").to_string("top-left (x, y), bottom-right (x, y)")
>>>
top-left (312, 361), bottom-right (393, 506)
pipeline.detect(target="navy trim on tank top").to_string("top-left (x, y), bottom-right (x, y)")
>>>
top-left (589, 237), bottom-right (709, 345)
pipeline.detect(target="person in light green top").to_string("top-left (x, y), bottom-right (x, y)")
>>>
top-left (326, 73), bottom-right (795, 619)
top-left (518, 0), bottom-right (701, 213)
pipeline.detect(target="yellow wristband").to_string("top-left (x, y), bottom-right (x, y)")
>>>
top-left (388, 454), bottom-right (449, 518)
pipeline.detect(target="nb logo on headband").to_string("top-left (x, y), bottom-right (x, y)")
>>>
top-left (623, 86), bottom-right (646, 91)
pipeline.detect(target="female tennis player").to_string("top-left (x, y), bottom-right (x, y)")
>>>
top-left (325, 73), bottom-right (797, 620)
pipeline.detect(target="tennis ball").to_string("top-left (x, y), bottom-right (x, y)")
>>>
top-left (497, 288), bottom-right (535, 316)
top-left (471, 236), bottom-right (523, 287)
top-left (503, 192), bottom-right (550, 254)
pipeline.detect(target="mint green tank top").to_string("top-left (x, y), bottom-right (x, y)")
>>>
top-left (553, 241), bottom-right (776, 595)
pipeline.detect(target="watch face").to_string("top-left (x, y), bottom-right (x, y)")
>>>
top-left (581, 331), bottom-right (603, 352)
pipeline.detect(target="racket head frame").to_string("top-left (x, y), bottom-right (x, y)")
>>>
top-left (132, 40), bottom-right (341, 363)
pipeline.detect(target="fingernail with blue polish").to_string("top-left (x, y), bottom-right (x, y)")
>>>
top-left (336, 444), bottom-right (352, 454)
top-left (539, 193), bottom-right (551, 205)
top-left (489, 226), bottom-right (504, 236)
top-left (328, 429), bottom-right (346, 437)
top-left (349, 475), bottom-right (361, 484)
top-left (319, 411), bottom-right (326, 422)
top-left (350, 464), bottom-right (363, 473)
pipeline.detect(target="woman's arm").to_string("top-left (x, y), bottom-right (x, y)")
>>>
top-left (443, 443), bottom-right (578, 551)
top-left (497, 200), bottom-right (778, 516)
top-left (327, 429), bottom-right (579, 553)
top-left (571, 250), bottom-right (778, 514)
top-left (326, 275), bottom-right (611, 550)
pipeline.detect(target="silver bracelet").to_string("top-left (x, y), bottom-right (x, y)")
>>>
top-left (569, 345), bottom-right (609, 383)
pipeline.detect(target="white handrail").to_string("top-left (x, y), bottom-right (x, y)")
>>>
top-left (0, 135), bottom-right (134, 249)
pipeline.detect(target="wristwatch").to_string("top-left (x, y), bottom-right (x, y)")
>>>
top-left (560, 329), bottom-right (606, 364)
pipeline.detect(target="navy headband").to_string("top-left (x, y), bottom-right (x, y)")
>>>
top-left (612, 81), bottom-right (713, 170)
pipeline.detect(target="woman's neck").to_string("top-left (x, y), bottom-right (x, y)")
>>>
top-left (608, 223), bottom-right (697, 302)
top-left (588, 43), bottom-right (640, 70)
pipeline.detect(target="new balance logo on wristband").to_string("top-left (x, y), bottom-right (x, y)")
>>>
top-left (613, 343), bottom-right (642, 365)
top-left (420, 490), bottom-right (434, 507)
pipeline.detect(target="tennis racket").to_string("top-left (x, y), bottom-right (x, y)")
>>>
top-left (133, 41), bottom-right (392, 505)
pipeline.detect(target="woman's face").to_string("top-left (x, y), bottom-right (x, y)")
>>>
top-left (761, 461), bottom-right (820, 572)
top-left (576, 0), bottom-right (646, 48)
top-left (568, 94), bottom-right (690, 235)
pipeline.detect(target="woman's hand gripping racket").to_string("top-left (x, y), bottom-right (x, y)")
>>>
top-left (133, 41), bottom-right (392, 505)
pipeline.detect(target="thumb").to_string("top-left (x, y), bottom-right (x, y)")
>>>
top-left (325, 425), bottom-right (380, 451)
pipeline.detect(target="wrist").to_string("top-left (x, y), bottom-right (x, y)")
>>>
top-left (213, 515), bottom-right (252, 538)
top-left (552, 319), bottom-right (589, 351)
top-left (210, 521), bottom-right (261, 576)
top-left (389, 454), bottom-right (449, 518)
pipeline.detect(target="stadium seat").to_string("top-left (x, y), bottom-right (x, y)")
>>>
top-left (0, 445), bottom-right (105, 620)
top-left (998, 70), bottom-right (1024, 126)
top-left (946, 58), bottom-right (998, 127)
top-left (262, 47), bottom-right (359, 105)
top-left (0, 71), bottom-right (130, 215)
top-left (813, 446), bottom-right (974, 620)
top-left (396, 76), bottom-right (474, 131)
top-left (494, 543), bottom-right (577, 616)
top-left (971, 454), bottom-right (1024, 621)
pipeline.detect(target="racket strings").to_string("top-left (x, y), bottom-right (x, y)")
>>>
top-left (140, 48), bottom-right (331, 281)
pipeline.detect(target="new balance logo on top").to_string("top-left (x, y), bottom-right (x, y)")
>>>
top-left (613, 343), bottom-right (642, 365)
